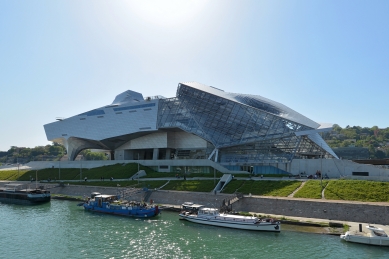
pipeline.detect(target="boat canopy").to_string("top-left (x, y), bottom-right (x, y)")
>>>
top-left (182, 202), bottom-right (204, 210)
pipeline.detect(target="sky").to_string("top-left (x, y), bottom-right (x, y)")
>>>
top-left (0, 0), bottom-right (388, 151)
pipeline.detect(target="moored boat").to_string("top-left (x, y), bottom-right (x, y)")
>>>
top-left (340, 225), bottom-right (389, 246)
top-left (82, 192), bottom-right (160, 218)
top-left (0, 183), bottom-right (51, 205)
top-left (179, 202), bottom-right (281, 232)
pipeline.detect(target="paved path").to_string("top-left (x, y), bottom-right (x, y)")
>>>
top-left (288, 181), bottom-right (306, 197)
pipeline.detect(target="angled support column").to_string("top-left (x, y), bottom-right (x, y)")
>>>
top-left (208, 148), bottom-right (217, 160)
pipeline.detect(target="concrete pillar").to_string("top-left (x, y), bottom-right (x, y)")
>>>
top-left (153, 148), bottom-right (159, 160)
top-left (165, 149), bottom-right (171, 159)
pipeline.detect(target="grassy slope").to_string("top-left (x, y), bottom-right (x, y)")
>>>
top-left (325, 180), bottom-right (389, 202)
top-left (11, 163), bottom-right (223, 181)
top-left (71, 180), bottom-right (169, 190)
top-left (223, 180), bottom-right (301, 197)
top-left (0, 170), bottom-right (28, 181)
top-left (294, 180), bottom-right (329, 199)
top-left (162, 180), bottom-right (216, 192)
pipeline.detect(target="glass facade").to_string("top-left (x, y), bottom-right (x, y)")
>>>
top-left (157, 82), bottom-right (337, 165)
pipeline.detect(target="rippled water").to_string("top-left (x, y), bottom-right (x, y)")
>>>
top-left (1, 200), bottom-right (388, 259)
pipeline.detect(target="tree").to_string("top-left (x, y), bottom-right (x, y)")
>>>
top-left (375, 150), bottom-right (386, 159)
top-left (81, 149), bottom-right (107, 160)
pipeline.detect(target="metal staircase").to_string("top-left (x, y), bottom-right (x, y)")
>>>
top-left (219, 192), bottom-right (243, 213)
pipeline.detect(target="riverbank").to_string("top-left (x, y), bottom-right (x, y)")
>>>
top-left (3, 181), bottom-right (389, 236)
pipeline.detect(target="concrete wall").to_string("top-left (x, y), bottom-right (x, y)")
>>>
top-left (15, 159), bottom-right (247, 174)
top-left (147, 190), bottom-right (389, 225)
top-left (290, 159), bottom-right (389, 181)
top-left (235, 196), bottom-right (389, 225)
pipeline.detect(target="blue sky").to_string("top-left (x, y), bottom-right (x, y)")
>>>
top-left (1, 0), bottom-right (388, 151)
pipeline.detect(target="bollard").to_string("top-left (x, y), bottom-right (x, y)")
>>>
top-left (359, 223), bottom-right (362, 232)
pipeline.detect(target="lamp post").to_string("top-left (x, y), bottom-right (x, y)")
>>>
top-left (80, 155), bottom-right (82, 182)
top-left (58, 159), bottom-right (61, 181)
top-left (320, 144), bottom-right (323, 187)
top-left (17, 149), bottom-right (19, 180)
top-left (214, 167), bottom-right (216, 185)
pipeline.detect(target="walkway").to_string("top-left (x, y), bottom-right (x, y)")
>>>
top-left (288, 181), bottom-right (306, 197)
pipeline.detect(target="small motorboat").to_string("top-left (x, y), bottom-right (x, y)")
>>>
top-left (340, 225), bottom-right (389, 246)
top-left (179, 202), bottom-right (281, 232)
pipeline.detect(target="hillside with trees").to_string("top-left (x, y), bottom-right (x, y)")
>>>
top-left (0, 143), bottom-right (107, 165)
top-left (323, 125), bottom-right (389, 159)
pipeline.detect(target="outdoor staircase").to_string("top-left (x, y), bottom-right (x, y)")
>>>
top-left (213, 174), bottom-right (233, 193)
top-left (142, 190), bottom-right (153, 202)
top-left (219, 192), bottom-right (243, 212)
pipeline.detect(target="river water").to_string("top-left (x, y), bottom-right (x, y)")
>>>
top-left (1, 200), bottom-right (388, 259)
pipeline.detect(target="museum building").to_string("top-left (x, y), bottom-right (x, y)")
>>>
top-left (44, 82), bottom-right (338, 173)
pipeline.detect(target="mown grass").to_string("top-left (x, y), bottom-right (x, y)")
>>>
top-left (17, 163), bottom-right (157, 181)
top-left (71, 180), bottom-right (169, 190)
top-left (293, 180), bottom-right (329, 199)
top-left (223, 180), bottom-right (301, 197)
top-left (13, 163), bottom-right (222, 182)
top-left (324, 180), bottom-right (389, 202)
top-left (0, 170), bottom-right (28, 181)
top-left (161, 180), bottom-right (216, 192)
top-left (222, 179), bottom-right (246, 193)
top-left (68, 179), bottom-right (216, 192)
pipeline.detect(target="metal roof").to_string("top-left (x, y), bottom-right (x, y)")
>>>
top-left (180, 82), bottom-right (320, 129)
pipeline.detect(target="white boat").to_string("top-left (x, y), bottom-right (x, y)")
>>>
top-left (340, 225), bottom-right (389, 246)
top-left (179, 202), bottom-right (281, 232)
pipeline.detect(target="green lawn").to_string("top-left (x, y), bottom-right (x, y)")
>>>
top-left (161, 180), bottom-right (216, 192)
top-left (16, 163), bottom-right (157, 181)
top-left (14, 163), bottom-right (222, 182)
top-left (324, 180), bottom-right (389, 202)
top-left (223, 180), bottom-right (301, 197)
top-left (293, 180), bottom-right (328, 199)
top-left (222, 179), bottom-right (246, 193)
top-left (71, 180), bottom-right (169, 190)
top-left (0, 170), bottom-right (28, 181)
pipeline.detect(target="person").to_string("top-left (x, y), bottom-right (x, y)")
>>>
top-left (84, 177), bottom-right (87, 182)
top-left (110, 177), bottom-right (113, 181)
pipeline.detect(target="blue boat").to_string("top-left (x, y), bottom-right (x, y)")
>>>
top-left (82, 193), bottom-right (159, 218)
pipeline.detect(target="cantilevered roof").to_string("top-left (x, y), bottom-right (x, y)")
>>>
top-left (179, 82), bottom-right (320, 129)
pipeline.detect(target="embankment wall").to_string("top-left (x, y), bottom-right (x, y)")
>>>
top-left (47, 185), bottom-right (389, 225)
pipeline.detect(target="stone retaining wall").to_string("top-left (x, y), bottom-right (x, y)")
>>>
top-left (44, 185), bottom-right (389, 225)
top-left (147, 190), bottom-right (389, 225)
top-left (235, 197), bottom-right (389, 225)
